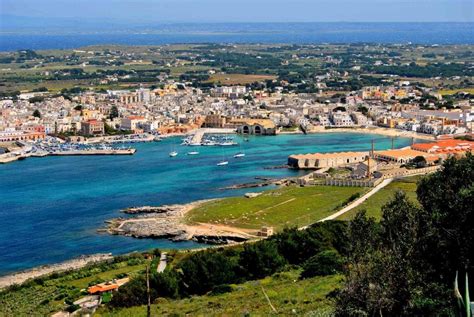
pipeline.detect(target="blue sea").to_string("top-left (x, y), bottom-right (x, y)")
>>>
top-left (0, 23), bottom-right (473, 51)
top-left (0, 133), bottom-right (414, 275)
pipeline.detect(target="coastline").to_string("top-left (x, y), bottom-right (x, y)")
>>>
top-left (106, 199), bottom-right (256, 244)
top-left (0, 253), bottom-right (113, 289)
top-left (280, 126), bottom-right (436, 141)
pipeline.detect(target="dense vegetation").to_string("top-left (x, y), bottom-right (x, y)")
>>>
top-left (109, 221), bottom-right (348, 308)
top-left (336, 154), bottom-right (474, 316)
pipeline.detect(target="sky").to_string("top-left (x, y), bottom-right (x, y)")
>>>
top-left (1, 0), bottom-right (473, 23)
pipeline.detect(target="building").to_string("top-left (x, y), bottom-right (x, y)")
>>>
top-left (211, 86), bottom-right (247, 98)
top-left (373, 148), bottom-right (429, 163)
top-left (231, 119), bottom-right (277, 135)
top-left (329, 112), bottom-right (354, 126)
top-left (80, 120), bottom-right (104, 136)
top-left (204, 114), bottom-right (227, 128)
top-left (288, 151), bottom-right (369, 169)
top-left (121, 116), bottom-right (146, 132)
top-left (0, 130), bottom-right (45, 142)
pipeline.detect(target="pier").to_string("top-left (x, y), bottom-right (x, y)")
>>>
top-left (0, 148), bottom-right (136, 164)
top-left (187, 128), bottom-right (236, 145)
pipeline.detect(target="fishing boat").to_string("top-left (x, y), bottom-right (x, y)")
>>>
top-left (187, 151), bottom-right (199, 155)
top-left (217, 160), bottom-right (229, 166)
top-left (169, 151), bottom-right (178, 157)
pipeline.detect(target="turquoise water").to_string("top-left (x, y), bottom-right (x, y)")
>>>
top-left (0, 133), bottom-right (412, 275)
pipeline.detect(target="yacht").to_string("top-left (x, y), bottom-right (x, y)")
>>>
top-left (217, 161), bottom-right (229, 166)
top-left (234, 152), bottom-right (245, 158)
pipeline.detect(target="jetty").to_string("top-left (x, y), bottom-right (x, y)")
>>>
top-left (0, 148), bottom-right (136, 164)
top-left (187, 128), bottom-right (236, 145)
top-left (50, 148), bottom-right (136, 156)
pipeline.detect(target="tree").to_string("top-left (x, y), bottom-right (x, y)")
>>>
top-left (336, 155), bottom-right (474, 316)
top-left (239, 240), bottom-right (286, 280)
top-left (300, 249), bottom-right (344, 278)
top-left (109, 105), bottom-right (119, 120)
top-left (412, 155), bottom-right (427, 168)
top-left (32, 109), bottom-right (41, 118)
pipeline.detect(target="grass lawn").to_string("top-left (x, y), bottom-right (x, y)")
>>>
top-left (337, 176), bottom-right (421, 221)
top-left (185, 185), bottom-right (367, 230)
top-left (96, 270), bottom-right (342, 316)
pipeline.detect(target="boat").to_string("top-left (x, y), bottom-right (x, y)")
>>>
top-left (234, 152), bottom-right (245, 158)
top-left (219, 141), bottom-right (237, 146)
top-left (244, 138), bottom-right (250, 142)
top-left (217, 161), bottom-right (229, 166)
top-left (169, 151), bottom-right (178, 157)
top-left (187, 151), bottom-right (199, 155)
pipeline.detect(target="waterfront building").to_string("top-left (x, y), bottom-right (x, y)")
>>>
top-left (80, 119), bottom-right (104, 136)
top-left (232, 118), bottom-right (277, 135)
top-left (288, 151), bottom-right (369, 169)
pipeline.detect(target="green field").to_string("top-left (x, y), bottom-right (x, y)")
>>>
top-left (186, 185), bottom-right (367, 230)
top-left (337, 176), bottom-right (421, 221)
top-left (96, 270), bottom-right (341, 316)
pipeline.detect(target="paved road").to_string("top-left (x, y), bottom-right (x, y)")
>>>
top-left (319, 178), bottom-right (394, 222)
top-left (157, 252), bottom-right (167, 273)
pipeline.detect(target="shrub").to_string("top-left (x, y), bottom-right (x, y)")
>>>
top-left (300, 249), bottom-right (344, 279)
top-left (209, 284), bottom-right (233, 296)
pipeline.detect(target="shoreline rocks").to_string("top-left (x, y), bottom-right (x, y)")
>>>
top-left (105, 200), bottom-right (253, 245)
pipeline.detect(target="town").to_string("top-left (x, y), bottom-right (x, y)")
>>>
top-left (1, 44), bottom-right (473, 167)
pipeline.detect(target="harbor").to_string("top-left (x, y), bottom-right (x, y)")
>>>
top-left (0, 132), bottom-right (414, 276)
top-left (0, 139), bottom-right (137, 164)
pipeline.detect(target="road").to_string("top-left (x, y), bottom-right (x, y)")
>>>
top-left (319, 178), bottom-right (393, 222)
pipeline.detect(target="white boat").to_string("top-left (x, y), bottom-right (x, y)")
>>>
top-left (187, 151), bottom-right (199, 155)
top-left (217, 161), bottom-right (229, 166)
top-left (234, 153), bottom-right (245, 158)
top-left (219, 142), bottom-right (237, 146)
top-left (169, 151), bottom-right (178, 157)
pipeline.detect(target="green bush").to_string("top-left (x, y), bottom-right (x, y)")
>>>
top-left (301, 249), bottom-right (344, 278)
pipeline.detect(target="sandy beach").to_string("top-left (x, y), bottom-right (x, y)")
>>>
top-left (281, 126), bottom-right (436, 141)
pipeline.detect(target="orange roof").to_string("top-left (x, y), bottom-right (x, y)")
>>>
top-left (127, 115), bottom-right (145, 120)
top-left (88, 283), bottom-right (119, 294)
top-left (412, 140), bottom-right (474, 153)
top-left (375, 148), bottom-right (427, 159)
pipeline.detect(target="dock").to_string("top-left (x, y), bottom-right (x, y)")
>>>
top-left (0, 148), bottom-right (136, 164)
top-left (188, 128), bottom-right (236, 145)
top-left (50, 149), bottom-right (136, 156)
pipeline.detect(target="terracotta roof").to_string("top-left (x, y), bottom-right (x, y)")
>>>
top-left (375, 148), bottom-right (427, 159)
top-left (88, 283), bottom-right (119, 294)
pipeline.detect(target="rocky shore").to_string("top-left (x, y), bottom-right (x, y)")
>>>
top-left (105, 200), bottom-right (254, 245)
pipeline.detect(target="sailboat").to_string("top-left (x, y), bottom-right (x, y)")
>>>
top-left (217, 148), bottom-right (229, 166)
top-left (233, 143), bottom-right (245, 158)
